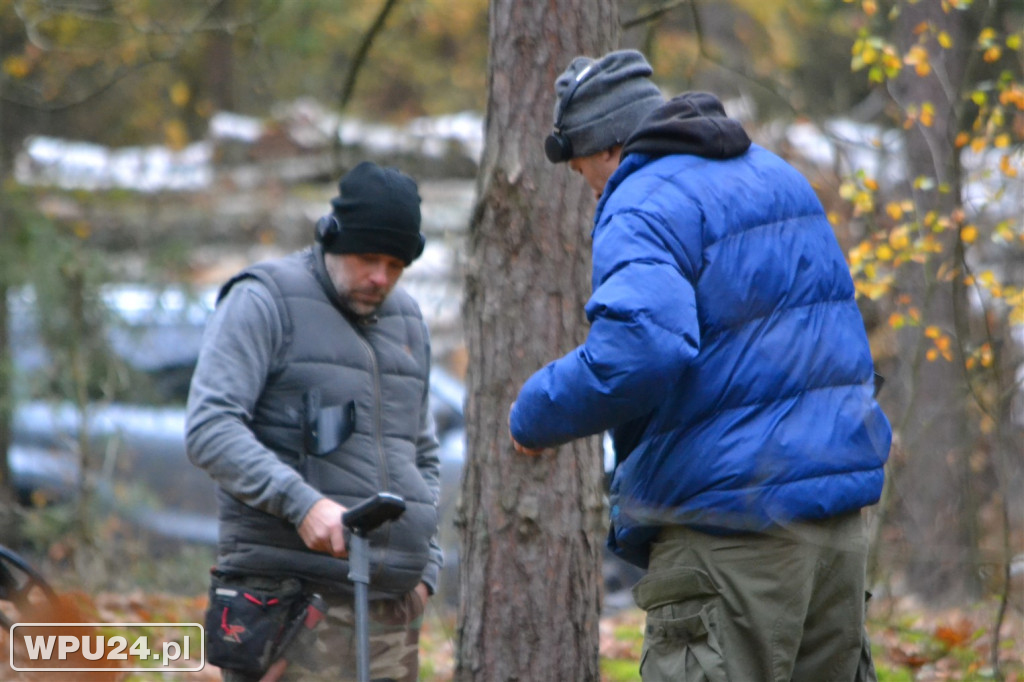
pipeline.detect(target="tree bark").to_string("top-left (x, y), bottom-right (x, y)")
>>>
top-left (888, 0), bottom-right (980, 604)
top-left (454, 1), bottom-right (618, 680)
top-left (0, 80), bottom-right (20, 542)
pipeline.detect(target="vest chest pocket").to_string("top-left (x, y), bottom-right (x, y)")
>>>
top-left (302, 389), bottom-right (356, 456)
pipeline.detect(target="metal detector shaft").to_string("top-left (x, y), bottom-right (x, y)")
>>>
top-left (347, 531), bottom-right (372, 682)
top-left (343, 493), bottom-right (406, 682)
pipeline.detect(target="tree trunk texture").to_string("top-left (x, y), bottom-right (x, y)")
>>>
top-left (888, 0), bottom-right (981, 604)
top-left (454, 1), bottom-right (618, 680)
top-left (0, 90), bottom-right (21, 543)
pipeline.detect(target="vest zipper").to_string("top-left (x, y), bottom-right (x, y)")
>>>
top-left (354, 327), bottom-right (390, 492)
top-left (353, 324), bottom-right (394, 578)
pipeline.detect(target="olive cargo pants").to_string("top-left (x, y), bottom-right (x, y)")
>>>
top-left (632, 512), bottom-right (877, 682)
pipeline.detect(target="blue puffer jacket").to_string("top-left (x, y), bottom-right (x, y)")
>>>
top-left (510, 93), bottom-right (891, 568)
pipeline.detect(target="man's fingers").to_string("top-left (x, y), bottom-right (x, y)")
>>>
top-left (512, 439), bottom-right (544, 456)
top-left (330, 526), bottom-right (347, 557)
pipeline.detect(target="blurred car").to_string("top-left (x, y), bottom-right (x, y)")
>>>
top-left (7, 283), bottom-right (641, 606)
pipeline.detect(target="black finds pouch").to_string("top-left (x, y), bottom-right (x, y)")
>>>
top-left (303, 389), bottom-right (356, 456)
top-left (204, 571), bottom-right (306, 676)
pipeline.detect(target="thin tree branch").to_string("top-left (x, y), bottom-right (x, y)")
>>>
top-left (1, 1), bottom-right (276, 112)
top-left (338, 0), bottom-right (402, 113)
top-left (621, 0), bottom-right (690, 30)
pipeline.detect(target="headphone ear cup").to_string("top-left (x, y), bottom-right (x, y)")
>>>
top-left (315, 215), bottom-right (341, 249)
top-left (544, 131), bottom-right (573, 164)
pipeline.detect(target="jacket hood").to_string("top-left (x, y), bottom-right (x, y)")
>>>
top-left (621, 92), bottom-right (751, 160)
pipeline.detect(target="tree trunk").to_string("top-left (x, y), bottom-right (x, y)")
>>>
top-left (0, 87), bottom-right (21, 543)
top-left (454, 1), bottom-right (618, 680)
top-left (888, 0), bottom-right (980, 604)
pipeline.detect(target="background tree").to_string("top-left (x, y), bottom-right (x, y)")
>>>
top-left (454, 1), bottom-right (616, 679)
top-left (836, 0), bottom-right (1023, 615)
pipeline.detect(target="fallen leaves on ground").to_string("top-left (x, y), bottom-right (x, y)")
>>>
top-left (3, 589), bottom-right (1021, 681)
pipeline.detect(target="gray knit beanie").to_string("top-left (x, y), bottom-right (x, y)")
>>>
top-left (548, 49), bottom-right (665, 162)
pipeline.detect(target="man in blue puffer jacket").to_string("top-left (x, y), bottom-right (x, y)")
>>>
top-left (509, 49), bottom-right (891, 682)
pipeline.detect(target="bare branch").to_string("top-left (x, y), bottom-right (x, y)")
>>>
top-left (338, 0), bottom-right (402, 113)
top-left (1, 0), bottom-right (278, 112)
top-left (621, 0), bottom-right (690, 30)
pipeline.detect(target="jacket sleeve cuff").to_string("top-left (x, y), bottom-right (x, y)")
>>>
top-left (281, 479), bottom-right (324, 528)
top-left (419, 560), bottom-right (441, 595)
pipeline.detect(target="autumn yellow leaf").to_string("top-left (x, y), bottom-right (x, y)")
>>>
top-left (164, 119), bottom-right (189, 150)
top-left (924, 325), bottom-right (942, 339)
top-left (904, 45), bottom-right (932, 77)
top-left (960, 225), bottom-right (978, 243)
top-left (983, 46), bottom-right (1001, 62)
top-left (999, 155), bottom-right (1018, 178)
top-left (2, 55), bottom-right (30, 78)
top-left (73, 222), bottom-right (91, 240)
top-left (890, 226), bottom-right (910, 250)
top-left (919, 103), bottom-right (934, 126)
top-left (170, 81), bottom-right (191, 108)
top-left (1011, 304), bottom-right (1024, 326)
top-left (954, 132), bottom-right (970, 148)
top-left (995, 222), bottom-right (1015, 242)
top-left (980, 344), bottom-right (994, 367)
top-left (938, 31), bottom-right (953, 48)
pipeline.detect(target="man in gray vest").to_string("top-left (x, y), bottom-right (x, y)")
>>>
top-left (186, 161), bottom-right (442, 682)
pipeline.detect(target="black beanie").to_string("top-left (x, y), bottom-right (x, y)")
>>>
top-left (324, 161), bottom-right (424, 265)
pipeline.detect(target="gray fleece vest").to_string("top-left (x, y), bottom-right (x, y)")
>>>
top-left (216, 247), bottom-right (437, 595)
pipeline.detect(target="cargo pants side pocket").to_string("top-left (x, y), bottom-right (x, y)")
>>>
top-left (633, 567), bottom-right (730, 682)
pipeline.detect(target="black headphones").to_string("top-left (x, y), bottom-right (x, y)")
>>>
top-left (314, 213), bottom-right (343, 250)
top-left (544, 62), bottom-right (598, 163)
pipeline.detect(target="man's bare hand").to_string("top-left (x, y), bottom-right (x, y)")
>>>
top-left (509, 403), bottom-right (545, 456)
top-left (298, 498), bottom-right (348, 557)
top-left (415, 581), bottom-right (431, 609)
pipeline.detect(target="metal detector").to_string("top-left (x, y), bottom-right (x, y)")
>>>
top-left (342, 492), bottom-right (406, 682)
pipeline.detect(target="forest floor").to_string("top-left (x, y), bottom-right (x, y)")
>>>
top-left (2, 585), bottom-right (1021, 681)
